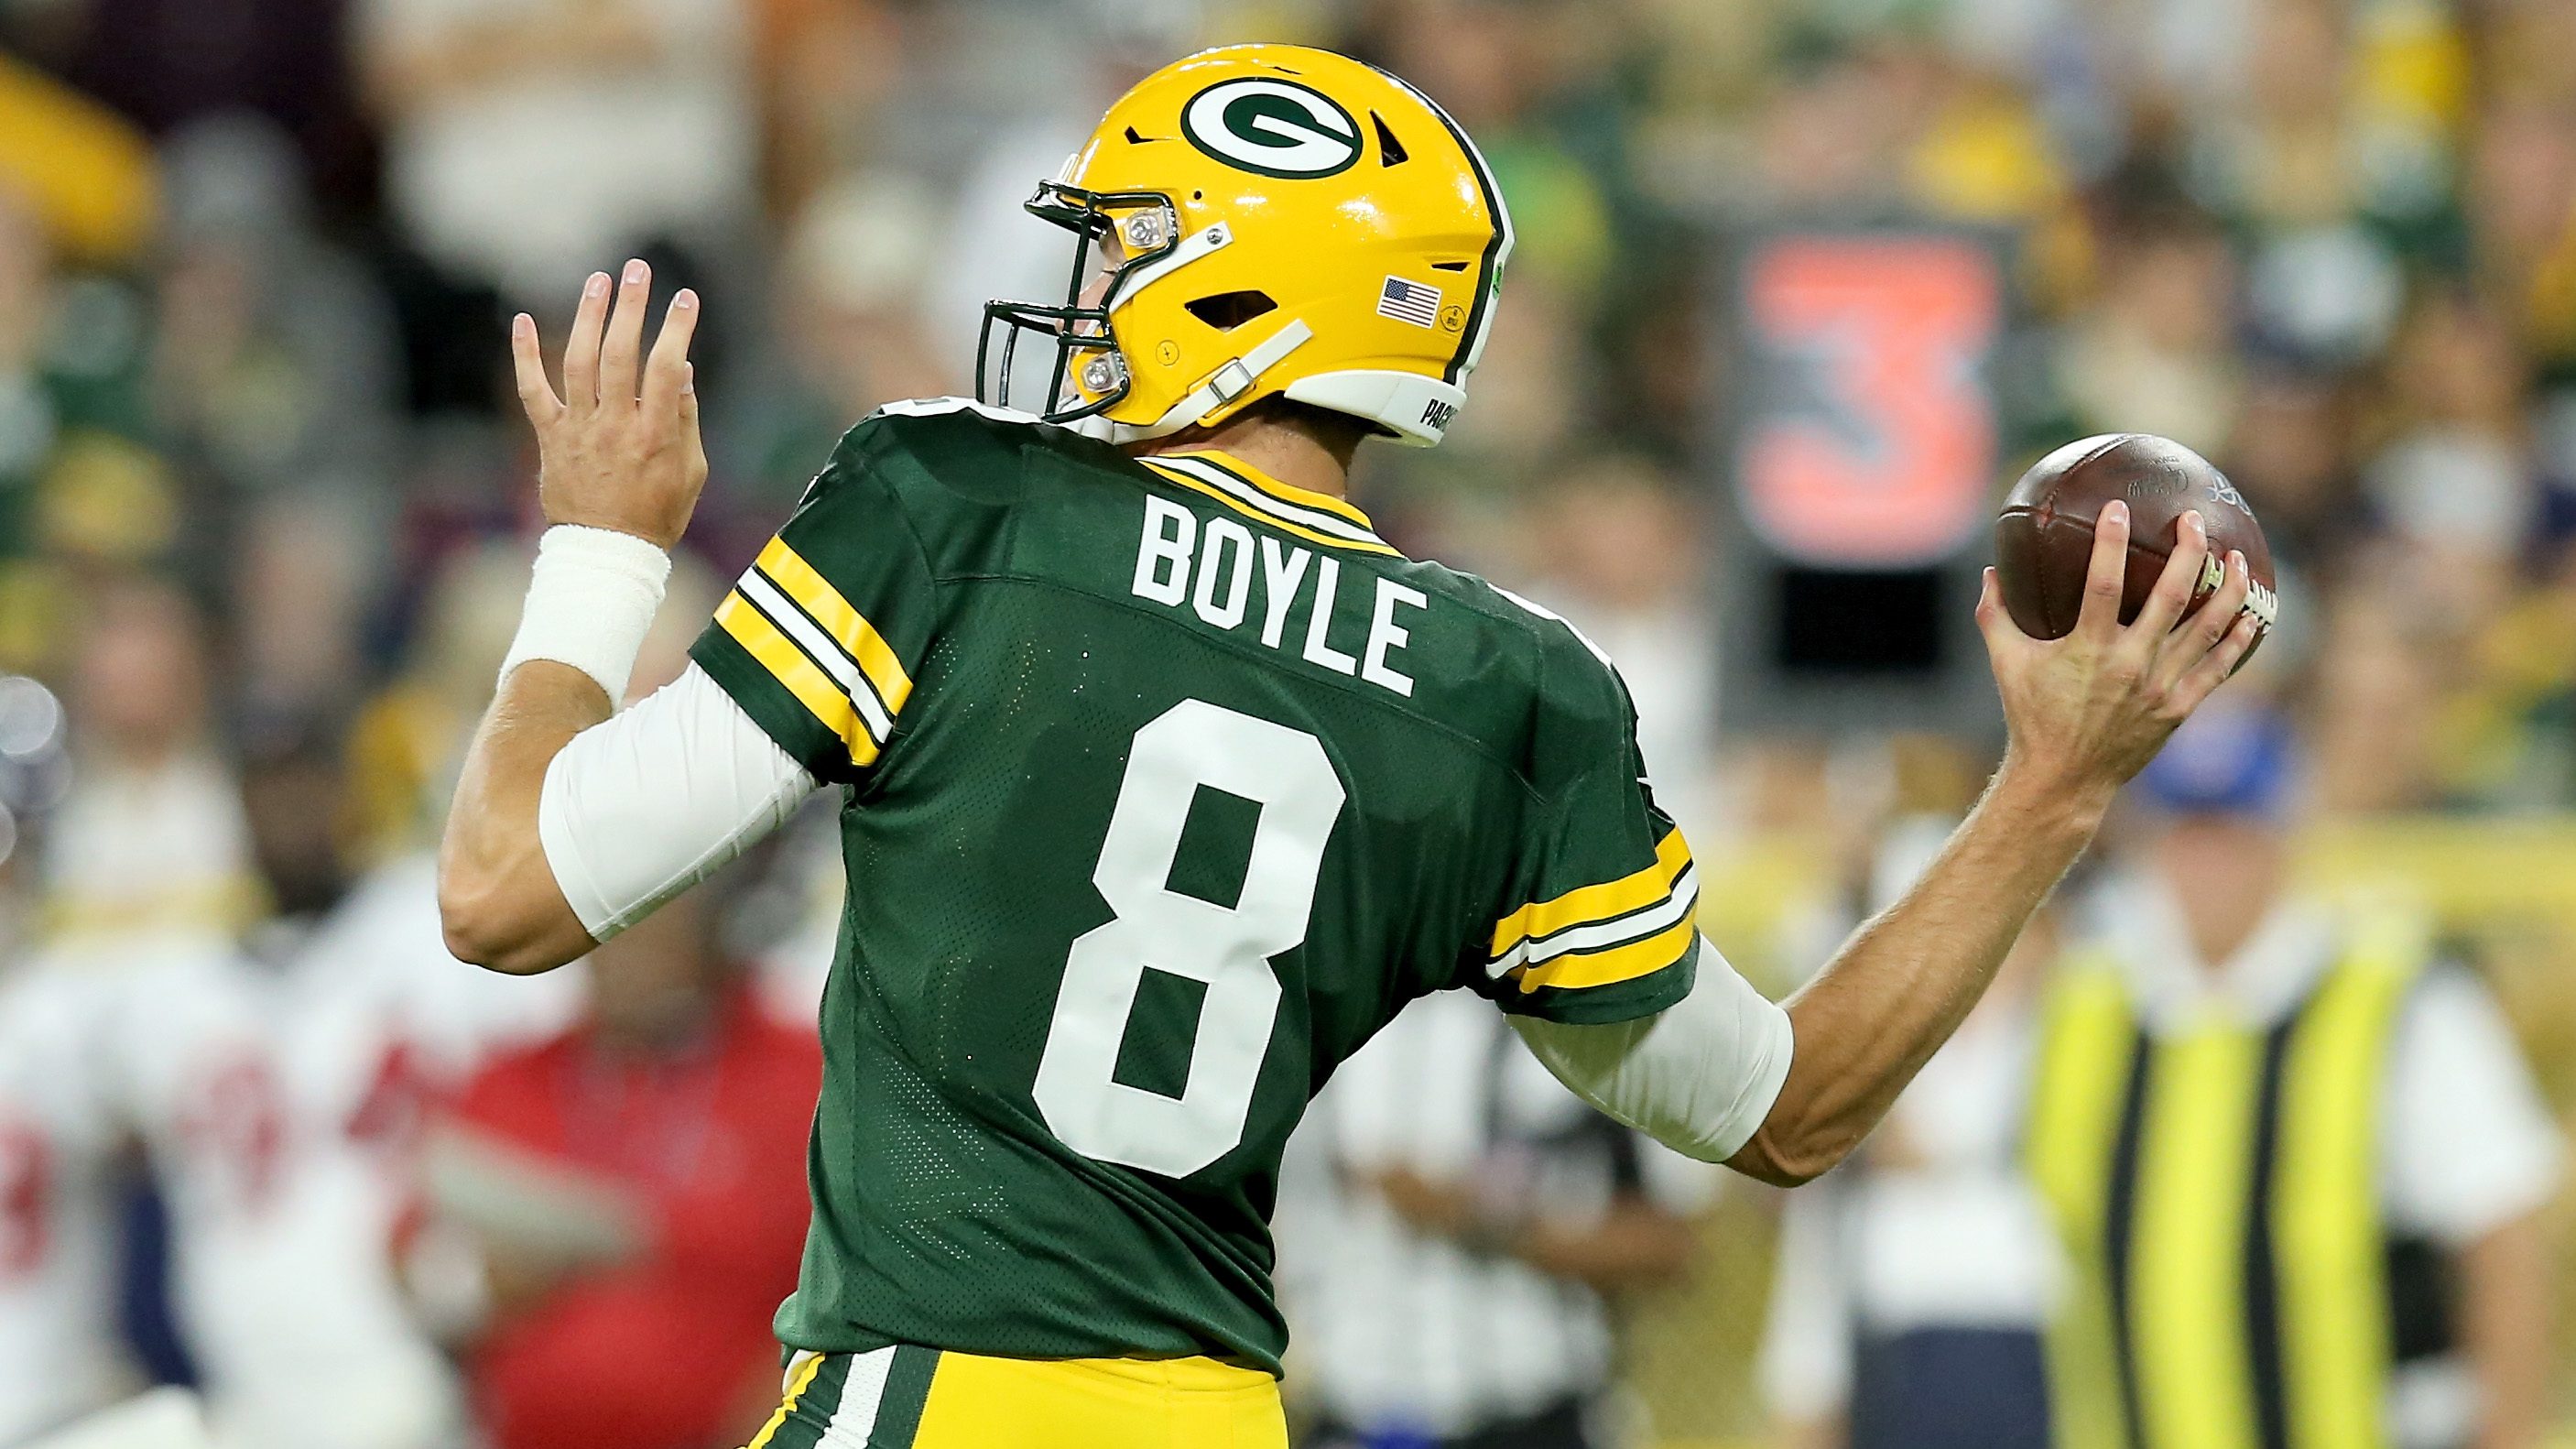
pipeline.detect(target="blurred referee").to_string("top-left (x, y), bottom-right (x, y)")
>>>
top-left (1276, 988), bottom-right (1712, 1449)
top-left (2031, 703), bottom-right (2562, 1449)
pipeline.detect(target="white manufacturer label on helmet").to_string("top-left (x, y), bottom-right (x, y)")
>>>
top-left (1181, 79), bottom-right (1363, 180)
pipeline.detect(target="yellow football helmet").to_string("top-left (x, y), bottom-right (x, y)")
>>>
top-left (978, 44), bottom-right (1514, 448)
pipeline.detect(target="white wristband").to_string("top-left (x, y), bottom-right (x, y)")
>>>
top-left (498, 525), bottom-right (673, 706)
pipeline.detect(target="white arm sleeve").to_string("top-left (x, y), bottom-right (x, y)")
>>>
top-left (537, 662), bottom-right (820, 940)
top-left (1509, 935), bottom-right (1795, 1163)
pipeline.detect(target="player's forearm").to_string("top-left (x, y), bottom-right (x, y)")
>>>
top-left (1727, 761), bottom-right (2110, 1186)
top-left (1778, 1414), bottom-right (1850, 1449)
top-left (2463, 1209), bottom-right (2550, 1449)
top-left (1510, 1202), bottom-right (1699, 1290)
top-left (438, 663), bottom-right (604, 975)
top-left (437, 490), bottom-right (689, 970)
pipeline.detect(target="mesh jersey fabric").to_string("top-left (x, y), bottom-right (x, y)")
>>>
top-left (689, 399), bottom-right (1701, 1371)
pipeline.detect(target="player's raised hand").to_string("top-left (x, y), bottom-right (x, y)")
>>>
top-left (510, 259), bottom-right (709, 550)
top-left (1974, 501), bottom-right (2263, 802)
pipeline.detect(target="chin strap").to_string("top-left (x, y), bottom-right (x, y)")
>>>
top-left (1081, 319), bottom-right (1316, 445)
top-left (1162, 318), bottom-right (1316, 430)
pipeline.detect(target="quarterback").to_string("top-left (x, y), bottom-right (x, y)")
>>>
top-left (439, 45), bottom-right (2260, 1448)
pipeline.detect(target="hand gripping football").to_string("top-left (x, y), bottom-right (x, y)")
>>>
top-left (1994, 433), bottom-right (2277, 657)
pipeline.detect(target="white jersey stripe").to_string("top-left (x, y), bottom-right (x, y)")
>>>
top-left (737, 570), bottom-right (896, 744)
top-left (1488, 867), bottom-right (1701, 975)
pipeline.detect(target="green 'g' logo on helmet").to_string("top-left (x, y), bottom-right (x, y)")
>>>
top-left (1180, 79), bottom-right (1363, 180)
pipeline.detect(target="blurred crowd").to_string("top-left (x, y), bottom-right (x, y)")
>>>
top-left (1, 0), bottom-right (2575, 1444)
top-left (5, 0), bottom-right (2571, 841)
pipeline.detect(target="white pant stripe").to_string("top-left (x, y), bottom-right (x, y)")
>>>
top-left (821, 1347), bottom-right (899, 1446)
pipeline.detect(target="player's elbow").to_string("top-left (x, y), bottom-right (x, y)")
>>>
top-left (440, 910), bottom-right (576, 977)
top-left (1723, 1117), bottom-right (1854, 1189)
top-left (437, 796), bottom-right (592, 975)
top-left (436, 873), bottom-right (532, 974)
top-left (437, 866), bottom-right (577, 976)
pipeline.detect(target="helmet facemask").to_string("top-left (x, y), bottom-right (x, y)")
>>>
top-left (977, 181), bottom-right (1180, 425)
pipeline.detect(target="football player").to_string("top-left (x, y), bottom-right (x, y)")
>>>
top-left (0, 725), bottom-right (570, 1449)
top-left (438, 44), bottom-right (2262, 1448)
top-left (174, 724), bottom-right (581, 1449)
top-left (0, 963), bottom-right (132, 1444)
top-left (0, 936), bottom-right (285, 1445)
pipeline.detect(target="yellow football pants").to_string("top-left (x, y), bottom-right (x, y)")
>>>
top-left (746, 1345), bottom-right (1288, 1448)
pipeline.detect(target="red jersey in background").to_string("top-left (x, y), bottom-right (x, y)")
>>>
top-left (447, 986), bottom-right (820, 1449)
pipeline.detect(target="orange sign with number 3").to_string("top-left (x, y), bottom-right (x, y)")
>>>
top-left (1739, 235), bottom-right (2002, 567)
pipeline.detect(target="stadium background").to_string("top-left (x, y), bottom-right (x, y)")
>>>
top-left (1, 0), bottom-right (2573, 1443)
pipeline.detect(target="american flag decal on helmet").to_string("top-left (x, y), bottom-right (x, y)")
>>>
top-left (1375, 276), bottom-right (1442, 328)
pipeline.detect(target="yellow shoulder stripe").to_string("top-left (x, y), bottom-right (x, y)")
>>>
top-left (755, 538), bottom-right (914, 714)
top-left (1139, 461), bottom-right (1402, 557)
top-left (1491, 827), bottom-right (1692, 959)
top-left (716, 594), bottom-right (882, 768)
top-left (1513, 912), bottom-right (1696, 993)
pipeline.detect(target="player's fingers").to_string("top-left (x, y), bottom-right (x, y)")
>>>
top-left (2071, 500), bottom-right (2131, 642)
top-left (679, 366), bottom-right (708, 474)
top-left (639, 289), bottom-right (701, 424)
top-left (1974, 566), bottom-right (2027, 659)
top-left (2158, 549), bottom-right (2252, 683)
top-left (598, 258), bottom-right (652, 408)
top-left (2167, 607), bottom-right (2265, 717)
top-left (560, 270), bottom-right (613, 411)
top-left (2125, 510), bottom-right (2208, 645)
top-left (508, 313), bottom-right (563, 427)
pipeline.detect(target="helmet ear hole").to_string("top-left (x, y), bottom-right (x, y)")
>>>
top-left (1183, 290), bottom-right (1279, 332)
top-left (1371, 113), bottom-right (1409, 167)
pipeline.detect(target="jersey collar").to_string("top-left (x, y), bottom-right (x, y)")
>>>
top-left (1138, 451), bottom-right (1397, 556)
top-left (1160, 449), bottom-right (1377, 531)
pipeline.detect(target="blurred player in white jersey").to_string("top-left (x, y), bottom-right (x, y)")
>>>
top-left (0, 931), bottom-right (277, 1443)
top-left (0, 964), bottom-right (131, 1442)
top-left (171, 553), bottom-right (719, 1444)
top-left (0, 713), bottom-right (582, 1448)
top-left (0, 677), bottom-right (127, 1440)
top-left (166, 717), bottom-right (582, 1449)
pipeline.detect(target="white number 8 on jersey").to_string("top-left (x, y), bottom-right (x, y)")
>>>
top-left (1034, 699), bottom-right (1346, 1177)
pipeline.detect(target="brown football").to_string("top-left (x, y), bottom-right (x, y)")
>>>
top-left (1994, 433), bottom-right (2277, 654)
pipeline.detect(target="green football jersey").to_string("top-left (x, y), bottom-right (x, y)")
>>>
top-left (690, 398), bottom-right (1701, 1374)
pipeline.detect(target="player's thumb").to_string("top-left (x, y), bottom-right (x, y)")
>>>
top-left (1973, 567), bottom-right (2024, 658)
top-left (1978, 570), bottom-right (2019, 637)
